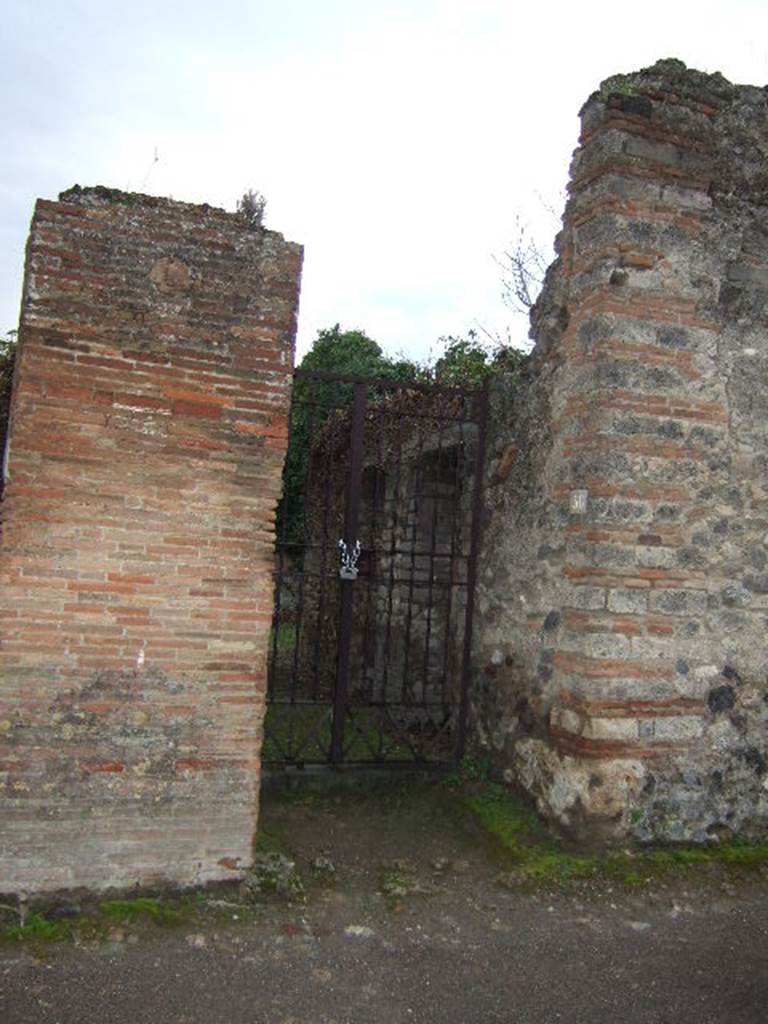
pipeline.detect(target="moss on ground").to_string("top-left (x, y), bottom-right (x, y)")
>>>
top-left (0, 890), bottom-right (255, 951)
top-left (99, 897), bottom-right (186, 926)
top-left (459, 781), bottom-right (768, 888)
top-left (3, 912), bottom-right (68, 943)
top-left (254, 821), bottom-right (291, 855)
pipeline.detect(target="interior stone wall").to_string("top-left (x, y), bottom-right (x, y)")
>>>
top-left (473, 61), bottom-right (768, 844)
top-left (0, 187), bottom-right (302, 893)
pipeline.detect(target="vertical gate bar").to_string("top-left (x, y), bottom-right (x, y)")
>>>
top-left (421, 412), bottom-right (445, 705)
top-left (400, 406), bottom-right (427, 704)
top-left (439, 401), bottom-right (464, 705)
top-left (310, 394), bottom-right (339, 702)
top-left (380, 399), bottom-right (406, 706)
top-left (360, 424), bottom-right (384, 754)
top-left (359, 458), bottom-right (379, 700)
top-left (455, 382), bottom-right (489, 761)
top-left (330, 380), bottom-right (368, 764)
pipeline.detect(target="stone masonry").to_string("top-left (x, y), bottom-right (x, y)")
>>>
top-left (0, 187), bottom-right (302, 893)
top-left (474, 61), bottom-right (768, 843)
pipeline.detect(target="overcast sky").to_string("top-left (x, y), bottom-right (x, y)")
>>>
top-left (3, 1), bottom-right (768, 363)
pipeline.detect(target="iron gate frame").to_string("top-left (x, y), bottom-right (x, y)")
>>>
top-left (264, 369), bottom-right (488, 768)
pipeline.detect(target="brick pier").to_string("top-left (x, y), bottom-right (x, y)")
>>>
top-left (0, 187), bottom-right (302, 893)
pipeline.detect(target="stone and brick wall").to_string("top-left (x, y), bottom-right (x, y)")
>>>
top-left (474, 61), bottom-right (768, 843)
top-left (4, 61), bottom-right (768, 887)
top-left (0, 187), bottom-right (302, 893)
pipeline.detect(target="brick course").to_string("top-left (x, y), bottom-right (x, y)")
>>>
top-left (0, 187), bottom-right (302, 893)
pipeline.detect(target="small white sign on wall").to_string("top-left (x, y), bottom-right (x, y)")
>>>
top-left (569, 488), bottom-right (589, 514)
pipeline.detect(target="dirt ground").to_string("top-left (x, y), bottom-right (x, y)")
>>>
top-left (2, 776), bottom-right (767, 1024)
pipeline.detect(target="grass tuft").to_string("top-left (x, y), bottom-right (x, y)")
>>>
top-left (4, 912), bottom-right (66, 942)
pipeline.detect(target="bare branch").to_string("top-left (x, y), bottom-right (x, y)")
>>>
top-left (495, 216), bottom-right (549, 315)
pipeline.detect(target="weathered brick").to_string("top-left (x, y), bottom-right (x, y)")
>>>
top-left (0, 187), bottom-right (302, 895)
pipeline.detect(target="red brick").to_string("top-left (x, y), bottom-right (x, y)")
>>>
top-left (553, 652), bottom-right (674, 680)
top-left (0, 187), bottom-right (302, 895)
top-left (81, 761), bottom-right (125, 774)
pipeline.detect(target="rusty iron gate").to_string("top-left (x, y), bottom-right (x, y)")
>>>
top-left (263, 370), bottom-right (488, 767)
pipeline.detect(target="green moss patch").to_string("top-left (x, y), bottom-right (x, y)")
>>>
top-left (3, 912), bottom-right (68, 943)
top-left (459, 782), bottom-right (768, 889)
top-left (99, 897), bottom-right (185, 926)
top-left (0, 891), bottom-right (242, 950)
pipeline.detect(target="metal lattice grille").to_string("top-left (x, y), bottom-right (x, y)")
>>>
top-left (264, 371), bottom-right (487, 766)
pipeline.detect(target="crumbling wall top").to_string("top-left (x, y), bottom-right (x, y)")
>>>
top-left (581, 59), bottom-right (768, 201)
top-left (56, 184), bottom-right (298, 245)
